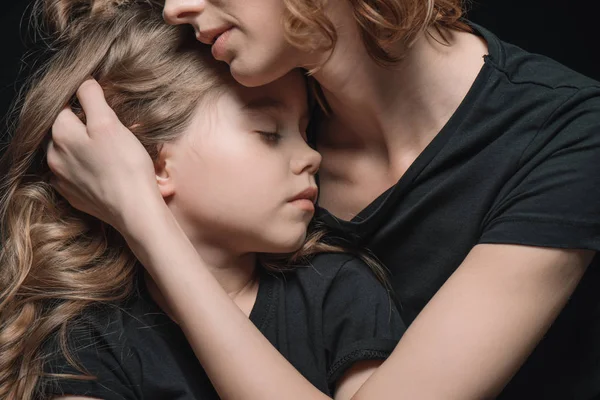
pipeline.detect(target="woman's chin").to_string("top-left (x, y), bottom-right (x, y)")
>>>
top-left (230, 69), bottom-right (266, 88)
top-left (230, 60), bottom-right (287, 88)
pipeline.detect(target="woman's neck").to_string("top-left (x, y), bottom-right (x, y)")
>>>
top-left (310, 27), bottom-right (488, 163)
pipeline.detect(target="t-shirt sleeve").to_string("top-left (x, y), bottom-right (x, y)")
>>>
top-left (321, 257), bottom-right (406, 390)
top-left (43, 317), bottom-right (141, 400)
top-left (480, 87), bottom-right (600, 252)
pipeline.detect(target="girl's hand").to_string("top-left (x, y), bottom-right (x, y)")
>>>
top-left (47, 79), bottom-right (163, 233)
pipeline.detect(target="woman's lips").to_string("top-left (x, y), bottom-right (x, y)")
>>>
top-left (211, 27), bottom-right (233, 60)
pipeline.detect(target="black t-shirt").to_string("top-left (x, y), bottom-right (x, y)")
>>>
top-left (315, 24), bottom-right (600, 399)
top-left (43, 254), bottom-right (405, 399)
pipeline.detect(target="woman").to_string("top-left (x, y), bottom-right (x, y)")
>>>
top-left (47, 0), bottom-right (600, 398)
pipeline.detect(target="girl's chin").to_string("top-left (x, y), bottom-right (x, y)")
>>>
top-left (262, 234), bottom-right (308, 255)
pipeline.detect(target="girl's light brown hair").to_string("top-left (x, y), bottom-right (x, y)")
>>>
top-left (0, 1), bottom-right (231, 398)
top-left (282, 0), bottom-right (470, 65)
top-left (0, 1), bottom-right (389, 399)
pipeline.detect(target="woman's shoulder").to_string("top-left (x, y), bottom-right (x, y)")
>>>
top-left (475, 23), bottom-right (600, 93)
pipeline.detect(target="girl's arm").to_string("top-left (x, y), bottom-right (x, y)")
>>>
top-left (48, 80), bottom-right (594, 400)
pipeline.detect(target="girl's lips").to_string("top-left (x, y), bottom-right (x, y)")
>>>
top-left (287, 186), bottom-right (318, 212)
top-left (288, 187), bottom-right (319, 204)
top-left (289, 199), bottom-right (315, 212)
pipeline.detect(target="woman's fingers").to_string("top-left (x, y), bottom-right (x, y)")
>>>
top-left (45, 79), bottom-right (159, 230)
top-left (76, 79), bottom-right (121, 138)
top-left (47, 142), bottom-right (77, 207)
top-left (49, 173), bottom-right (75, 205)
top-left (51, 106), bottom-right (87, 146)
top-left (50, 173), bottom-right (89, 215)
top-left (49, 174), bottom-right (66, 197)
top-left (46, 138), bottom-right (61, 176)
top-left (48, 107), bottom-right (84, 178)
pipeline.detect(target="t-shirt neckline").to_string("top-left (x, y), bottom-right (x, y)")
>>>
top-left (315, 22), bottom-right (500, 238)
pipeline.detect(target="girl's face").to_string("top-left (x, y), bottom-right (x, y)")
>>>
top-left (160, 70), bottom-right (321, 255)
top-left (163, 0), bottom-right (305, 87)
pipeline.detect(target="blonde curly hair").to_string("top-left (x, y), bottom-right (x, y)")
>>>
top-left (282, 0), bottom-right (470, 65)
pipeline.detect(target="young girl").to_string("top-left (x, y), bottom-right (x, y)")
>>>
top-left (0, 2), bottom-right (405, 399)
top-left (46, 0), bottom-right (600, 399)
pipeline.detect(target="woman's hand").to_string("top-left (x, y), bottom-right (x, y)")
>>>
top-left (47, 79), bottom-right (163, 233)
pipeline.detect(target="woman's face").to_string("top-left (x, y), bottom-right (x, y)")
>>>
top-left (161, 70), bottom-right (321, 255)
top-left (163, 0), bottom-right (306, 87)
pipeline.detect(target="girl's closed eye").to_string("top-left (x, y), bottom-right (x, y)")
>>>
top-left (258, 131), bottom-right (282, 144)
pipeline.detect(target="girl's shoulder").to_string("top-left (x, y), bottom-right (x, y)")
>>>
top-left (261, 253), bottom-right (404, 392)
top-left (42, 285), bottom-right (179, 399)
top-left (265, 252), bottom-right (399, 326)
top-left (283, 252), bottom-right (389, 297)
top-left (43, 287), bottom-right (162, 368)
top-left (75, 276), bottom-right (172, 337)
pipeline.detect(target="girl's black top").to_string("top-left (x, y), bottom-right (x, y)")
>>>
top-left (44, 254), bottom-right (404, 399)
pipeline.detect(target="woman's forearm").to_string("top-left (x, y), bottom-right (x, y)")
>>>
top-left (352, 244), bottom-right (591, 400)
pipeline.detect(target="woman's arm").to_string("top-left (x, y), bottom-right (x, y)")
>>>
top-left (48, 80), bottom-right (594, 400)
top-left (116, 200), bottom-right (595, 400)
top-left (353, 244), bottom-right (593, 399)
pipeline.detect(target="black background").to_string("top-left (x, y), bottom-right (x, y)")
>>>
top-left (1, 1), bottom-right (598, 135)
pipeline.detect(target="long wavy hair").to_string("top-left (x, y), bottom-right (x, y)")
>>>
top-left (0, 1), bottom-right (388, 399)
top-left (283, 0), bottom-right (470, 66)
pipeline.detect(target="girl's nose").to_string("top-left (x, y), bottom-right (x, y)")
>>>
top-left (163, 0), bottom-right (205, 25)
top-left (291, 144), bottom-right (322, 176)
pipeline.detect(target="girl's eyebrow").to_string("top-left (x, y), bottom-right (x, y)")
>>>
top-left (243, 97), bottom-right (310, 122)
top-left (243, 97), bottom-right (287, 113)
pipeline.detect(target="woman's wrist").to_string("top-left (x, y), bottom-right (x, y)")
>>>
top-left (114, 192), bottom-right (169, 236)
top-left (118, 199), bottom-right (182, 262)
top-left (119, 198), bottom-right (212, 284)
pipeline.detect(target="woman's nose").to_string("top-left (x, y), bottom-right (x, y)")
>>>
top-left (163, 0), bottom-right (205, 25)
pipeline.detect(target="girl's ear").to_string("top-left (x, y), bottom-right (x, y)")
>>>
top-left (155, 144), bottom-right (176, 199)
